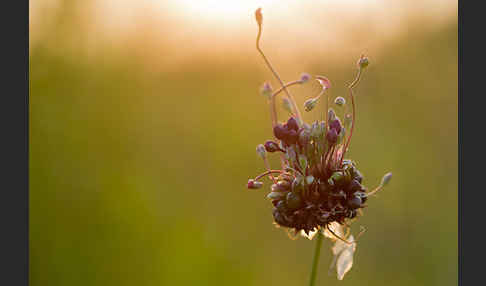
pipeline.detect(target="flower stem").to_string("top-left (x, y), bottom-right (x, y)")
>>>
top-left (308, 231), bottom-right (323, 286)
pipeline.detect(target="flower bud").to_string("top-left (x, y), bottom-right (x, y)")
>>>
top-left (273, 124), bottom-right (287, 140)
top-left (247, 179), bottom-right (263, 189)
top-left (264, 140), bottom-right (281, 152)
top-left (261, 81), bottom-right (272, 99)
top-left (282, 98), bottom-right (293, 113)
top-left (300, 73), bottom-right (311, 83)
top-left (358, 55), bottom-right (369, 69)
top-left (298, 129), bottom-right (311, 146)
top-left (286, 192), bottom-right (303, 210)
top-left (326, 128), bottom-right (338, 144)
top-left (276, 180), bottom-right (291, 191)
top-left (291, 177), bottom-right (304, 193)
top-left (267, 191), bottom-right (286, 200)
top-left (276, 200), bottom-right (288, 213)
top-left (286, 129), bottom-right (298, 145)
top-left (255, 8), bottom-right (263, 27)
top-left (330, 171), bottom-right (345, 185)
top-left (347, 195), bottom-right (362, 209)
top-left (286, 117), bottom-right (299, 131)
top-left (305, 175), bottom-right (315, 185)
top-left (330, 118), bottom-right (342, 134)
top-left (380, 172), bottom-right (392, 187)
top-left (328, 109), bottom-right (336, 125)
top-left (304, 97), bottom-right (319, 112)
top-left (334, 96), bottom-right (346, 106)
top-left (256, 144), bottom-right (266, 158)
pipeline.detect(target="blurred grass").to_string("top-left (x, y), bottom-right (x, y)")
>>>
top-left (30, 4), bottom-right (457, 286)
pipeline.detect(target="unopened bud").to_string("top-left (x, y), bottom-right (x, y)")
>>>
top-left (326, 128), bottom-right (338, 144)
top-left (328, 108), bottom-right (336, 122)
top-left (358, 55), bottom-right (369, 69)
top-left (282, 98), bottom-right (292, 113)
top-left (300, 73), bottom-right (311, 83)
top-left (267, 191), bottom-right (286, 200)
top-left (256, 144), bottom-right (266, 158)
top-left (334, 96), bottom-right (346, 106)
top-left (261, 82), bottom-right (272, 99)
top-left (304, 97), bottom-right (319, 112)
top-left (264, 140), bottom-right (281, 152)
top-left (380, 172), bottom-right (392, 187)
top-left (247, 179), bottom-right (263, 189)
top-left (255, 8), bottom-right (263, 27)
top-left (286, 117), bottom-right (299, 131)
top-left (329, 118), bottom-right (342, 134)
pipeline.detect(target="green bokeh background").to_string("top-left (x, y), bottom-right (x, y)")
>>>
top-left (30, 2), bottom-right (457, 285)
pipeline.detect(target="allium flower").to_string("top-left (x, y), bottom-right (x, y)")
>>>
top-left (247, 8), bottom-right (392, 283)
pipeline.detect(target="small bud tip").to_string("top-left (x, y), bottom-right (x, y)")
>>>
top-left (255, 8), bottom-right (263, 26)
top-left (358, 55), bottom-right (369, 69)
top-left (381, 172), bottom-right (392, 186)
top-left (299, 73), bottom-right (311, 83)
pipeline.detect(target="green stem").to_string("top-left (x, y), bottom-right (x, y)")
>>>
top-left (308, 231), bottom-right (324, 286)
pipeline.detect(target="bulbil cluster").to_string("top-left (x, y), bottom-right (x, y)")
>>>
top-left (247, 8), bottom-right (391, 241)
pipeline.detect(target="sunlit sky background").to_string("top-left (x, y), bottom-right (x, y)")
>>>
top-left (30, 0), bottom-right (457, 71)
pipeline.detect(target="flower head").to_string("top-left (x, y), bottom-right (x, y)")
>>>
top-left (246, 8), bottom-right (391, 281)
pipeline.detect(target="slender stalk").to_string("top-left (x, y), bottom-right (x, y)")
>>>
top-left (308, 231), bottom-right (324, 286)
top-left (256, 15), bottom-right (303, 124)
top-left (254, 170), bottom-right (285, 181)
top-left (271, 80), bottom-right (302, 98)
top-left (339, 68), bottom-right (363, 166)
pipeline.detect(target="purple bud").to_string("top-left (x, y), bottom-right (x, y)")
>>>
top-left (261, 82), bottom-right (272, 98)
top-left (326, 128), bottom-right (338, 144)
top-left (330, 118), bottom-right (342, 134)
top-left (264, 140), bottom-right (282, 152)
top-left (286, 117), bottom-right (299, 131)
top-left (273, 124), bottom-right (287, 140)
top-left (300, 73), bottom-right (311, 83)
top-left (286, 129), bottom-right (298, 145)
